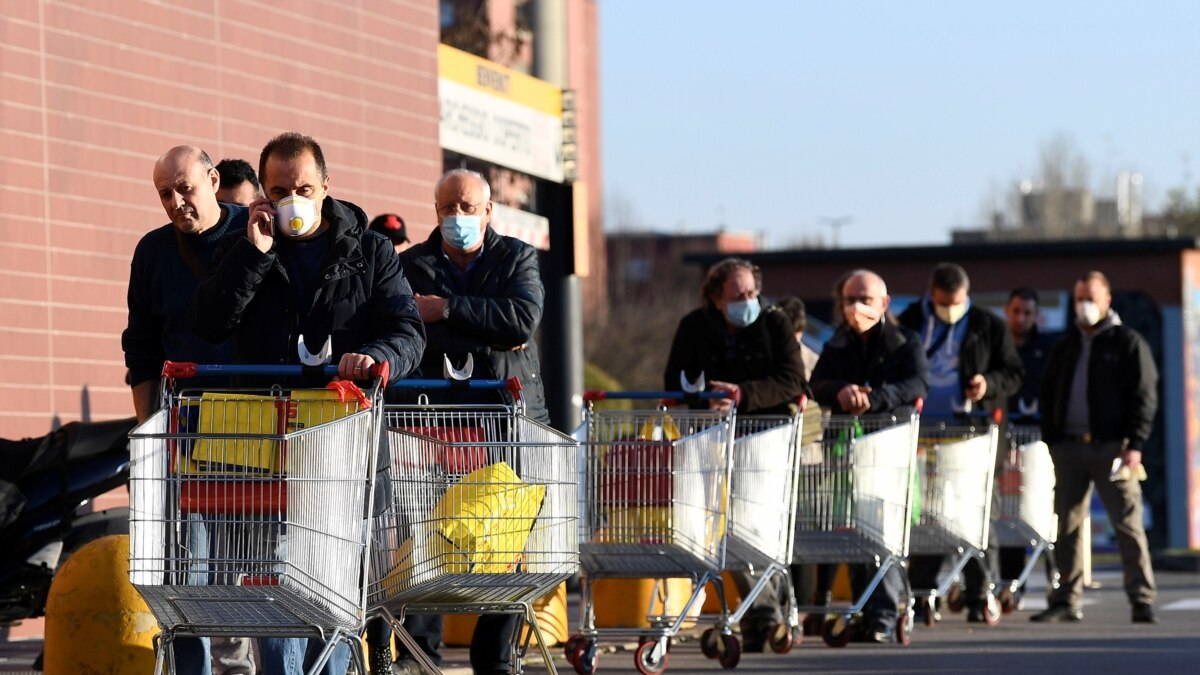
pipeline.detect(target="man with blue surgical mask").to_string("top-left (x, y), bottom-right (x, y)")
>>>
top-left (898, 262), bottom-right (1024, 625)
top-left (390, 168), bottom-right (548, 675)
top-left (663, 257), bottom-right (808, 651)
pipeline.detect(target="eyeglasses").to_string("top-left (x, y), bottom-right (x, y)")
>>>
top-left (436, 201), bottom-right (485, 217)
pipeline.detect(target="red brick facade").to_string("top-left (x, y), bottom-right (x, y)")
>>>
top-left (1, 0), bottom-right (442, 437)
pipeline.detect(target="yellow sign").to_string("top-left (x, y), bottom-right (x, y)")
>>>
top-left (438, 44), bottom-right (562, 118)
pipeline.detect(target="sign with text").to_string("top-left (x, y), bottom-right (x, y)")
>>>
top-left (438, 45), bottom-right (564, 182)
top-left (490, 203), bottom-right (550, 250)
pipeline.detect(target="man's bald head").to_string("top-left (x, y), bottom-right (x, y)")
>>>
top-left (153, 145), bottom-right (222, 235)
top-left (841, 269), bottom-right (890, 334)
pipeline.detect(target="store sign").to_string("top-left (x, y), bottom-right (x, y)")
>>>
top-left (491, 203), bottom-right (550, 250)
top-left (439, 45), bottom-right (564, 182)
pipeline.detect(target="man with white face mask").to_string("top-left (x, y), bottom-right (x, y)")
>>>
top-left (809, 270), bottom-right (928, 642)
top-left (663, 257), bottom-right (808, 651)
top-left (191, 132), bottom-right (425, 675)
top-left (898, 262), bottom-right (1023, 623)
top-left (1032, 271), bottom-right (1158, 624)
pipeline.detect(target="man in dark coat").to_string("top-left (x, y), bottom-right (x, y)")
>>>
top-left (663, 257), bottom-right (808, 651)
top-left (898, 262), bottom-right (1024, 623)
top-left (810, 269), bottom-right (929, 642)
top-left (389, 168), bottom-right (546, 675)
top-left (191, 132), bottom-right (425, 675)
top-left (1031, 271), bottom-right (1158, 624)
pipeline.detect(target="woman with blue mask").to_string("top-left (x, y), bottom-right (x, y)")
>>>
top-left (662, 256), bottom-right (809, 651)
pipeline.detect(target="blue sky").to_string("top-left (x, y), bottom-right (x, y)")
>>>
top-left (600, 0), bottom-right (1200, 248)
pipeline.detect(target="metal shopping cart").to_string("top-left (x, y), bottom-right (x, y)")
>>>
top-left (368, 378), bottom-right (579, 675)
top-left (993, 422), bottom-right (1060, 613)
top-left (909, 415), bottom-right (1001, 626)
top-left (567, 391), bottom-right (735, 675)
top-left (792, 409), bottom-right (920, 647)
top-left (696, 404), bottom-right (805, 657)
top-left (128, 361), bottom-right (388, 675)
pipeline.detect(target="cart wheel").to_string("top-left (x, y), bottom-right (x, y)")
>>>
top-left (717, 634), bottom-right (741, 669)
top-left (999, 588), bottom-right (1017, 615)
top-left (946, 584), bottom-right (966, 613)
top-left (699, 628), bottom-right (720, 659)
top-left (896, 612), bottom-right (914, 646)
top-left (767, 622), bottom-right (797, 654)
top-left (984, 594), bottom-right (1002, 626)
top-left (570, 638), bottom-right (598, 675)
top-left (634, 640), bottom-right (668, 675)
top-left (821, 617), bottom-right (852, 648)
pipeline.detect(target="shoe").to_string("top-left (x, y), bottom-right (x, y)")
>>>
top-left (1132, 603), bottom-right (1158, 624)
top-left (966, 605), bottom-right (985, 623)
top-left (391, 659), bottom-right (424, 675)
top-left (1030, 604), bottom-right (1082, 623)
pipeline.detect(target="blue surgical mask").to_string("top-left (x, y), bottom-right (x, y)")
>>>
top-left (441, 215), bottom-right (483, 251)
top-left (725, 298), bottom-right (761, 328)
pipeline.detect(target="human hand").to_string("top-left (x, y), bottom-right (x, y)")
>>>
top-left (837, 384), bottom-right (873, 415)
top-left (1121, 448), bottom-right (1143, 473)
top-left (337, 352), bottom-right (376, 381)
top-left (247, 196), bottom-right (276, 253)
top-left (414, 294), bottom-right (449, 323)
top-left (708, 380), bottom-right (740, 412)
top-left (965, 374), bottom-right (987, 401)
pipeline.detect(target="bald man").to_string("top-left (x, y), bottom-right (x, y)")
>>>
top-left (123, 146), bottom-right (248, 420)
top-left (808, 269), bottom-right (929, 642)
top-left (122, 147), bottom-right (249, 675)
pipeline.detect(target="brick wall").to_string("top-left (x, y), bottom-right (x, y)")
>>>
top-left (0, 0), bottom-right (442, 437)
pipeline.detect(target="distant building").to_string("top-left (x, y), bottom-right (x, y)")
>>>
top-left (607, 230), bottom-right (758, 303)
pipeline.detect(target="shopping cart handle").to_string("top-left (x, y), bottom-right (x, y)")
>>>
top-left (582, 390), bottom-right (731, 401)
top-left (161, 361), bottom-right (390, 381)
top-left (914, 397), bottom-right (924, 414)
top-left (388, 376), bottom-right (522, 395)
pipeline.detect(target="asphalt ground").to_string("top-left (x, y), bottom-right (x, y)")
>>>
top-left (2, 567), bottom-right (1197, 673)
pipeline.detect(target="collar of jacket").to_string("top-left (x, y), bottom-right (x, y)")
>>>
top-left (826, 316), bottom-right (907, 352)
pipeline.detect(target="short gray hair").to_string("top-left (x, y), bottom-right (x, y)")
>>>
top-left (435, 168), bottom-right (491, 202)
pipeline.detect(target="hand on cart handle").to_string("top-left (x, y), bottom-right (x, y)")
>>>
top-left (965, 373), bottom-right (987, 402)
top-left (837, 383), bottom-right (873, 416)
top-left (336, 352), bottom-right (377, 382)
top-left (706, 380), bottom-right (742, 412)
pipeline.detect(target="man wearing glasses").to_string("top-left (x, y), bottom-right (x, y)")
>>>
top-left (809, 269), bottom-right (929, 642)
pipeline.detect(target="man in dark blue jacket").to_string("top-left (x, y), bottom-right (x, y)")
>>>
top-left (122, 145), bottom-right (249, 675)
top-left (389, 168), bottom-right (545, 675)
top-left (810, 269), bottom-right (928, 642)
top-left (191, 132), bottom-right (425, 675)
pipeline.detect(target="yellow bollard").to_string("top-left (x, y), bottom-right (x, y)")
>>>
top-left (44, 534), bottom-right (158, 675)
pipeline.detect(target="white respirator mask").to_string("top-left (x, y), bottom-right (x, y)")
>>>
top-left (274, 195), bottom-right (319, 238)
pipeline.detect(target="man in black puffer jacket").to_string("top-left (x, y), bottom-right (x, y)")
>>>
top-left (191, 132), bottom-right (425, 675)
top-left (390, 169), bottom-right (547, 675)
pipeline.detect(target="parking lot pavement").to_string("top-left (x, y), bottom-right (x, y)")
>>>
top-left (3, 567), bottom-right (1197, 673)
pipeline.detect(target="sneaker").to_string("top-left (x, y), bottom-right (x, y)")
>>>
top-left (1132, 603), bottom-right (1157, 624)
top-left (1029, 604), bottom-right (1082, 623)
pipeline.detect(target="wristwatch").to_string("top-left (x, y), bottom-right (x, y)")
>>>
top-left (441, 303), bottom-right (450, 321)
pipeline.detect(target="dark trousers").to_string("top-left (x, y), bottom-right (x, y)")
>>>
top-left (1049, 440), bottom-right (1155, 608)
top-left (731, 570), bottom-right (786, 636)
top-left (794, 563), bottom-right (903, 624)
top-left (397, 613), bottom-right (519, 674)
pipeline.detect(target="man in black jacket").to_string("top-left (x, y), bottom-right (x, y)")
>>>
top-left (192, 132), bottom-right (425, 675)
top-left (390, 168), bottom-right (545, 675)
top-left (663, 257), bottom-right (808, 651)
top-left (810, 269), bottom-right (928, 642)
top-left (1031, 271), bottom-right (1158, 624)
top-left (898, 263), bottom-right (1024, 623)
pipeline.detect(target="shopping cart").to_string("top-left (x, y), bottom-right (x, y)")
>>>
top-left (909, 414), bottom-right (1001, 626)
top-left (696, 402), bottom-right (805, 657)
top-left (129, 361), bottom-right (388, 675)
top-left (792, 409), bottom-right (920, 647)
top-left (367, 378), bottom-right (579, 675)
top-left (567, 390), bottom-right (735, 675)
top-left (993, 422), bottom-right (1060, 613)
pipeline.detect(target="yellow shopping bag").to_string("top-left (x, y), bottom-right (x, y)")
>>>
top-left (432, 461), bottom-right (546, 573)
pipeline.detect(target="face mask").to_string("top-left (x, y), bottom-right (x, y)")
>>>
top-left (274, 195), bottom-right (318, 238)
top-left (724, 297), bottom-right (761, 328)
top-left (441, 215), bottom-right (483, 251)
top-left (934, 302), bottom-right (968, 325)
top-left (1075, 300), bottom-right (1104, 327)
top-left (846, 301), bottom-right (882, 333)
